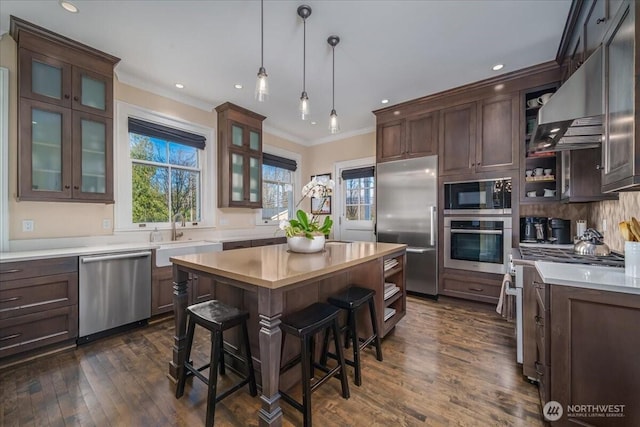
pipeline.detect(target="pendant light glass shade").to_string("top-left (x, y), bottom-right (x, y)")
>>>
top-left (327, 35), bottom-right (340, 134)
top-left (329, 109), bottom-right (339, 134)
top-left (300, 91), bottom-right (310, 120)
top-left (255, 0), bottom-right (268, 102)
top-left (255, 67), bottom-right (268, 102)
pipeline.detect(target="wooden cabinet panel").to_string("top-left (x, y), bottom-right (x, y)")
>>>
top-left (476, 94), bottom-right (519, 172)
top-left (439, 102), bottom-right (476, 175)
top-left (251, 237), bottom-right (286, 247)
top-left (19, 48), bottom-right (72, 108)
top-left (191, 275), bottom-right (214, 305)
top-left (0, 256), bottom-right (77, 281)
top-left (583, 0), bottom-right (609, 59)
top-left (0, 306), bottom-right (78, 359)
top-left (406, 111), bottom-right (438, 158)
top-left (602, 0), bottom-right (638, 192)
top-left (151, 265), bottom-right (174, 316)
top-left (521, 265), bottom-right (538, 381)
top-left (71, 66), bottom-right (113, 117)
top-left (440, 275), bottom-right (500, 303)
top-left (561, 148), bottom-right (618, 202)
top-left (376, 120), bottom-right (405, 162)
top-left (223, 240), bottom-right (252, 251)
top-left (0, 273), bottom-right (78, 320)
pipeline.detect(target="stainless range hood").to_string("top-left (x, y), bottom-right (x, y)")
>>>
top-left (528, 45), bottom-right (603, 154)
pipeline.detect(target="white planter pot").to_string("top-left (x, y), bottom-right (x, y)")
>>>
top-left (287, 235), bottom-right (325, 253)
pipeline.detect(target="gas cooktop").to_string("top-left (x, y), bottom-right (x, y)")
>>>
top-left (519, 246), bottom-right (625, 268)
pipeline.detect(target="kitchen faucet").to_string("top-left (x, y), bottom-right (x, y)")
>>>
top-left (172, 213), bottom-right (185, 241)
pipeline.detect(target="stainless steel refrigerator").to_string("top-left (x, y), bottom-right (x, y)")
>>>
top-left (376, 156), bottom-right (438, 296)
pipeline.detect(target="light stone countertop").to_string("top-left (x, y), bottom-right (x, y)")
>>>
top-left (170, 241), bottom-right (407, 289)
top-left (536, 261), bottom-right (640, 295)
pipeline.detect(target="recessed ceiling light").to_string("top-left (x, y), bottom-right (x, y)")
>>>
top-left (311, 121), bottom-right (317, 125)
top-left (234, 84), bottom-right (243, 89)
top-left (175, 83), bottom-right (184, 89)
top-left (492, 64), bottom-right (504, 71)
top-left (494, 84), bottom-right (504, 90)
top-left (59, 1), bottom-right (79, 13)
top-left (393, 111), bottom-right (401, 116)
top-left (381, 99), bottom-right (389, 104)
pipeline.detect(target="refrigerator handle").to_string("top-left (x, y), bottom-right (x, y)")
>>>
top-left (429, 205), bottom-right (436, 246)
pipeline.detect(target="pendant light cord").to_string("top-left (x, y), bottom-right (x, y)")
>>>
top-left (332, 45), bottom-right (335, 110)
top-left (303, 18), bottom-right (306, 92)
top-left (260, 0), bottom-right (264, 68)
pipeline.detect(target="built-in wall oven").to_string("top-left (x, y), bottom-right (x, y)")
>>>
top-left (444, 216), bottom-right (512, 274)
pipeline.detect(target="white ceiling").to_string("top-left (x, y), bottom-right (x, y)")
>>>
top-left (0, 0), bottom-right (572, 146)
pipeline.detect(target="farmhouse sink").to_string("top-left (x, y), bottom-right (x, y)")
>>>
top-left (155, 240), bottom-right (222, 267)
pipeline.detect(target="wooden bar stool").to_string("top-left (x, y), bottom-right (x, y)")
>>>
top-left (280, 302), bottom-right (350, 427)
top-left (321, 286), bottom-right (383, 386)
top-left (175, 300), bottom-right (257, 426)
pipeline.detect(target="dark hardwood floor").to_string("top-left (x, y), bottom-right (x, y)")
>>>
top-left (0, 296), bottom-right (544, 426)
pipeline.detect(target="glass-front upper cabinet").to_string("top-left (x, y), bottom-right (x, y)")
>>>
top-left (19, 49), bottom-right (113, 118)
top-left (216, 102), bottom-right (265, 209)
top-left (72, 112), bottom-right (113, 201)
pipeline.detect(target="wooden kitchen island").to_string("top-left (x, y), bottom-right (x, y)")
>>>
top-left (169, 241), bottom-right (406, 427)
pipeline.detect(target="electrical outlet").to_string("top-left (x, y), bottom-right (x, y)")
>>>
top-left (22, 220), bottom-right (34, 232)
top-left (602, 219), bottom-right (607, 232)
top-left (102, 219), bottom-right (111, 229)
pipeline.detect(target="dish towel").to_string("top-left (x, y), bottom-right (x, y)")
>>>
top-left (496, 273), bottom-right (512, 318)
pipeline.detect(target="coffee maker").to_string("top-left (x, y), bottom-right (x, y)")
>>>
top-left (520, 217), bottom-right (548, 243)
top-left (549, 218), bottom-right (571, 244)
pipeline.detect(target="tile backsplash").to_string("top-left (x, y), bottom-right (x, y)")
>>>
top-left (589, 192), bottom-right (640, 253)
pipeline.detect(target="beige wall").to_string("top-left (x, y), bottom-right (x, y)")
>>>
top-left (304, 132), bottom-right (375, 180)
top-left (1, 34), bottom-right (307, 240)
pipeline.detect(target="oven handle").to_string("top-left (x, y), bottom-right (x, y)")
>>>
top-left (450, 229), bottom-right (502, 235)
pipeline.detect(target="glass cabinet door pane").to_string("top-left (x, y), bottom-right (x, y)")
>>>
top-left (81, 119), bottom-right (106, 193)
top-left (232, 125), bottom-right (243, 147)
top-left (249, 156), bottom-right (260, 202)
top-left (249, 130), bottom-right (260, 150)
top-left (231, 153), bottom-right (244, 201)
top-left (81, 75), bottom-right (106, 111)
top-left (32, 60), bottom-right (62, 101)
top-left (32, 109), bottom-right (63, 191)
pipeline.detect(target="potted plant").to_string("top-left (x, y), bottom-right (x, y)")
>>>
top-left (279, 177), bottom-right (334, 253)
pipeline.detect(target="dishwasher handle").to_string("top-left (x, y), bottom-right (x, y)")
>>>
top-left (81, 251), bottom-right (151, 264)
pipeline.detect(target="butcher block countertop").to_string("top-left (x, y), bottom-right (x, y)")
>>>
top-left (170, 241), bottom-right (406, 289)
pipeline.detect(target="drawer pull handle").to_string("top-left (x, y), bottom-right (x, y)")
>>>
top-left (534, 362), bottom-right (544, 376)
top-left (0, 296), bottom-right (21, 304)
top-left (469, 287), bottom-right (484, 292)
top-left (0, 269), bottom-right (22, 274)
top-left (0, 333), bottom-right (21, 341)
top-left (535, 315), bottom-right (543, 325)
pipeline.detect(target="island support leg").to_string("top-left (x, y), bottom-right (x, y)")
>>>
top-left (169, 266), bottom-right (190, 382)
top-left (258, 288), bottom-right (284, 427)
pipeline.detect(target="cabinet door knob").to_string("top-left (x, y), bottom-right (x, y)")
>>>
top-left (74, 185), bottom-right (79, 190)
top-left (596, 164), bottom-right (603, 170)
top-left (64, 94), bottom-right (70, 99)
top-left (64, 185), bottom-right (70, 189)
top-left (596, 17), bottom-right (606, 24)
top-left (73, 96), bottom-right (79, 101)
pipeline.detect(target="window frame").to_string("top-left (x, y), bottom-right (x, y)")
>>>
top-left (115, 101), bottom-right (215, 231)
top-left (256, 145), bottom-right (301, 226)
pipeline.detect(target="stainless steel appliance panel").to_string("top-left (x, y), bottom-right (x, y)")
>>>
top-left (377, 156), bottom-right (438, 296)
top-left (79, 251), bottom-right (151, 338)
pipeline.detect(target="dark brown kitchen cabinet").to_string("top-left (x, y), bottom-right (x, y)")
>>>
top-left (601, 0), bottom-right (639, 192)
top-left (439, 102), bottom-right (477, 175)
top-left (560, 148), bottom-right (618, 202)
top-left (550, 285), bottom-right (640, 426)
top-left (11, 17), bottom-right (119, 203)
top-left (151, 259), bottom-right (215, 316)
top-left (521, 264), bottom-right (539, 382)
top-left (216, 102), bottom-right (266, 208)
top-left (376, 112), bottom-right (438, 163)
top-left (222, 237), bottom-right (286, 251)
top-left (439, 93), bottom-right (518, 176)
top-left (0, 257), bottom-right (78, 360)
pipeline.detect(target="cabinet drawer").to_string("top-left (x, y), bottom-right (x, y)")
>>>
top-left (0, 257), bottom-right (77, 281)
top-left (0, 305), bottom-right (78, 358)
top-left (0, 272), bottom-right (78, 320)
top-left (442, 277), bottom-right (501, 303)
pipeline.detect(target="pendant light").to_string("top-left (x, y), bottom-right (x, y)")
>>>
top-left (328, 35), bottom-right (340, 134)
top-left (255, 0), bottom-right (268, 102)
top-left (297, 5), bottom-right (312, 120)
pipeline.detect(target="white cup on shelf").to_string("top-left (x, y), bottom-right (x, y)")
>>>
top-left (544, 168), bottom-right (552, 176)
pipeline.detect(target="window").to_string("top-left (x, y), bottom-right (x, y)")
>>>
top-left (129, 134), bottom-right (201, 223)
top-left (115, 102), bottom-right (214, 231)
top-left (343, 166), bottom-right (375, 221)
top-left (261, 152), bottom-right (297, 222)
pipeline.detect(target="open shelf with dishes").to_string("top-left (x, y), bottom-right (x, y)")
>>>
top-left (381, 253), bottom-right (405, 336)
top-left (521, 84), bottom-right (560, 204)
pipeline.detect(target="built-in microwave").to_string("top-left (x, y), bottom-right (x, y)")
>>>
top-left (444, 217), bottom-right (512, 275)
top-left (444, 178), bottom-right (512, 215)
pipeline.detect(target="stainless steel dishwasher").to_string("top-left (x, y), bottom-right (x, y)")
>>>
top-left (78, 250), bottom-right (151, 342)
